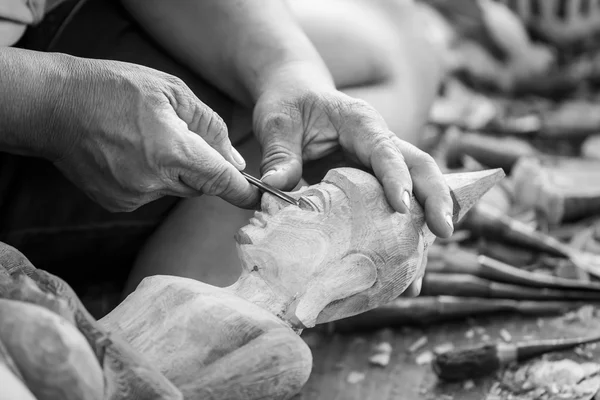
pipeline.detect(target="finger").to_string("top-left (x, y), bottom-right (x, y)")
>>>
top-left (160, 182), bottom-right (202, 198)
top-left (168, 79), bottom-right (246, 170)
top-left (255, 113), bottom-right (303, 190)
top-left (397, 139), bottom-right (454, 238)
top-left (332, 100), bottom-right (412, 214)
top-left (179, 133), bottom-right (260, 208)
top-left (368, 134), bottom-right (413, 214)
top-left (401, 277), bottom-right (423, 298)
top-left (401, 251), bottom-right (428, 298)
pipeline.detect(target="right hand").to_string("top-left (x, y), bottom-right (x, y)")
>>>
top-left (46, 55), bottom-right (259, 211)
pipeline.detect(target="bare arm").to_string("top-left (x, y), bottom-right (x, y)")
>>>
top-left (0, 47), bottom-right (71, 160)
top-left (120, 0), bottom-right (336, 106)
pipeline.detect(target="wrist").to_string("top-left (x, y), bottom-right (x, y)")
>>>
top-left (0, 49), bottom-right (79, 161)
top-left (234, 28), bottom-right (336, 103)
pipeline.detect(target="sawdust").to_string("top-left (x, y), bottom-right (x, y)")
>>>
top-left (369, 342), bottom-right (392, 367)
top-left (416, 351), bottom-right (434, 365)
top-left (346, 371), bottom-right (365, 384)
top-left (409, 336), bottom-right (429, 353)
top-left (487, 358), bottom-right (600, 400)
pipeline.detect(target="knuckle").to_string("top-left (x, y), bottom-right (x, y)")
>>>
top-left (256, 112), bottom-right (293, 135)
top-left (202, 166), bottom-right (232, 197)
top-left (260, 142), bottom-right (297, 170)
top-left (204, 111), bottom-right (228, 143)
top-left (371, 135), bottom-right (400, 157)
top-left (420, 152), bottom-right (438, 168)
top-left (165, 74), bottom-right (186, 88)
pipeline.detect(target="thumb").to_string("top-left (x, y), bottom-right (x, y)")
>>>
top-left (170, 82), bottom-right (246, 170)
top-left (255, 114), bottom-right (303, 190)
top-left (179, 133), bottom-right (260, 208)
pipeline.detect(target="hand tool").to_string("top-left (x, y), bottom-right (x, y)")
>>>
top-left (327, 296), bottom-right (578, 332)
top-left (427, 246), bottom-right (600, 291)
top-left (421, 272), bottom-right (600, 301)
top-left (433, 333), bottom-right (600, 381)
top-left (463, 203), bottom-right (600, 278)
top-left (241, 171), bottom-right (300, 207)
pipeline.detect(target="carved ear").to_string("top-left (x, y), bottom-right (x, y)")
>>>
top-left (286, 253), bottom-right (377, 328)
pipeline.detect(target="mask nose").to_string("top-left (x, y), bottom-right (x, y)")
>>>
top-left (261, 193), bottom-right (291, 214)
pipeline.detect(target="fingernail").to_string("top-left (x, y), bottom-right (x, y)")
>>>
top-left (414, 277), bottom-right (423, 295)
top-left (261, 170), bottom-right (277, 180)
top-left (231, 147), bottom-right (246, 168)
top-left (445, 214), bottom-right (454, 233)
top-left (402, 190), bottom-right (411, 210)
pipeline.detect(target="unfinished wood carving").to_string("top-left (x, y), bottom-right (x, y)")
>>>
top-left (100, 167), bottom-right (503, 399)
top-left (0, 167), bottom-right (503, 400)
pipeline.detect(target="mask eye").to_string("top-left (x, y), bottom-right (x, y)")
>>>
top-left (298, 196), bottom-right (318, 211)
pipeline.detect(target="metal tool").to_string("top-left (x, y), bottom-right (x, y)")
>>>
top-left (433, 332), bottom-right (600, 382)
top-left (241, 171), bottom-right (300, 207)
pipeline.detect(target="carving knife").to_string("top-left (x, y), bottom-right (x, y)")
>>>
top-left (241, 171), bottom-right (300, 207)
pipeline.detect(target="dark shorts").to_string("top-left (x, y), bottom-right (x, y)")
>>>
top-left (1, 0), bottom-right (249, 296)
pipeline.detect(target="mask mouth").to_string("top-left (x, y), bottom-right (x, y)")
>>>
top-left (234, 229), bottom-right (253, 245)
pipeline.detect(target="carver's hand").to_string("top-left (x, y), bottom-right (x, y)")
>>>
top-left (254, 85), bottom-right (454, 239)
top-left (47, 56), bottom-right (259, 211)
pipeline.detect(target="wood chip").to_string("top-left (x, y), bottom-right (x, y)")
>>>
top-left (416, 351), bottom-right (434, 365)
top-left (434, 342), bottom-right (454, 354)
top-left (408, 336), bottom-right (428, 353)
top-left (500, 329), bottom-right (512, 343)
top-left (463, 380), bottom-right (475, 390)
top-left (347, 371), bottom-right (365, 384)
top-left (369, 342), bottom-right (393, 367)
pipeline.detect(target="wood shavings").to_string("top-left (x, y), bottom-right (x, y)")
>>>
top-left (489, 359), bottom-right (600, 400)
top-left (563, 306), bottom-right (597, 325)
top-left (536, 318), bottom-right (544, 328)
top-left (575, 345), bottom-right (595, 360)
top-left (346, 371), bottom-right (365, 384)
top-left (369, 342), bottom-right (392, 367)
top-left (434, 342), bottom-right (454, 354)
top-left (500, 329), bottom-right (512, 343)
top-left (408, 336), bottom-right (428, 353)
top-left (416, 351), bottom-right (434, 365)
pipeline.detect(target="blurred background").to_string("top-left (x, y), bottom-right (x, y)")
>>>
top-left (299, 1), bottom-right (600, 399)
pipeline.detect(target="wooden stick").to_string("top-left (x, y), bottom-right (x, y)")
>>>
top-left (427, 246), bottom-right (600, 291)
top-left (328, 296), bottom-right (578, 332)
top-left (463, 203), bottom-right (600, 278)
top-left (421, 272), bottom-right (600, 300)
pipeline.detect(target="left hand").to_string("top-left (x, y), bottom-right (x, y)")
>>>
top-left (253, 86), bottom-right (455, 240)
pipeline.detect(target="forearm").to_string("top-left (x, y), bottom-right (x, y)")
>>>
top-left (120, 0), bottom-right (335, 106)
top-left (0, 48), bottom-right (71, 160)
